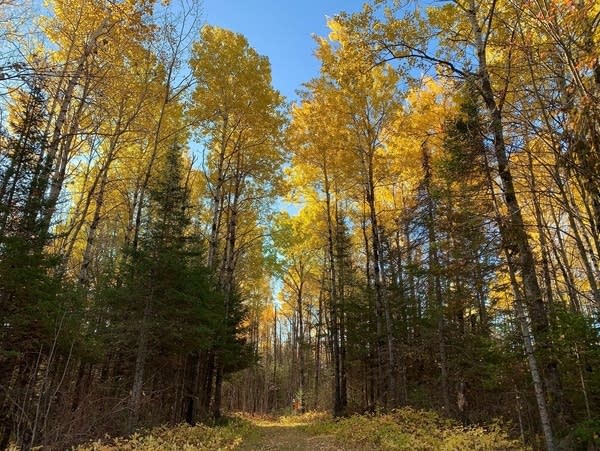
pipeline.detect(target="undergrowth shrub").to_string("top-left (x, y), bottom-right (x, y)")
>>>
top-left (306, 407), bottom-right (525, 450)
top-left (72, 408), bottom-right (524, 450)
top-left (75, 418), bottom-right (255, 451)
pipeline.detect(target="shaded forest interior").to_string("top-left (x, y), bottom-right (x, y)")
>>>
top-left (1, 0), bottom-right (600, 449)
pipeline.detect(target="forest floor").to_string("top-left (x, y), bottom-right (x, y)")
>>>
top-left (75, 409), bottom-right (526, 450)
top-left (237, 414), bottom-right (343, 450)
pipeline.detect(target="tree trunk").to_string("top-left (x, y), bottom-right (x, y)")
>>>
top-left (323, 167), bottom-right (345, 416)
top-left (506, 256), bottom-right (556, 451)
top-left (364, 156), bottom-right (396, 406)
top-left (422, 144), bottom-right (450, 412)
top-left (129, 296), bottom-right (151, 431)
top-left (467, 2), bottom-right (561, 440)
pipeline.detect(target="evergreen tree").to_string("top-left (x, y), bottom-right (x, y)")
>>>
top-left (0, 76), bottom-right (65, 448)
top-left (99, 142), bottom-right (212, 428)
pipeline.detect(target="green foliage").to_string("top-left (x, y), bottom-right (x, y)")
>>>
top-left (571, 418), bottom-right (600, 450)
top-left (104, 142), bottom-right (221, 363)
top-left (217, 289), bottom-right (256, 375)
top-left (0, 75), bottom-right (68, 365)
top-left (0, 236), bottom-right (63, 353)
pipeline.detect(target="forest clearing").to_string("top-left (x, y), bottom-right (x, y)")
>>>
top-left (1, 0), bottom-right (600, 449)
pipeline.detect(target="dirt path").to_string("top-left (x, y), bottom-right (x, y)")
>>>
top-left (238, 418), bottom-right (343, 450)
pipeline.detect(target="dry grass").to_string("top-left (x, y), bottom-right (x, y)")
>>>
top-left (72, 408), bottom-right (525, 450)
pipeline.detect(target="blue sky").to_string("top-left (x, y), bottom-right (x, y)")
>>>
top-left (202, 0), bottom-right (367, 101)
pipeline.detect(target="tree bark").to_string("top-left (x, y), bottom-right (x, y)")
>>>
top-left (421, 144), bottom-right (450, 412)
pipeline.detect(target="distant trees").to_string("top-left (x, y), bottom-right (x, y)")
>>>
top-left (188, 25), bottom-right (286, 419)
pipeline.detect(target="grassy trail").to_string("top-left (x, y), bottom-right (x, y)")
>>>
top-left (238, 415), bottom-right (342, 450)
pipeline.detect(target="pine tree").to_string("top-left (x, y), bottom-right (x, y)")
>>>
top-left (0, 75), bottom-right (69, 449)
